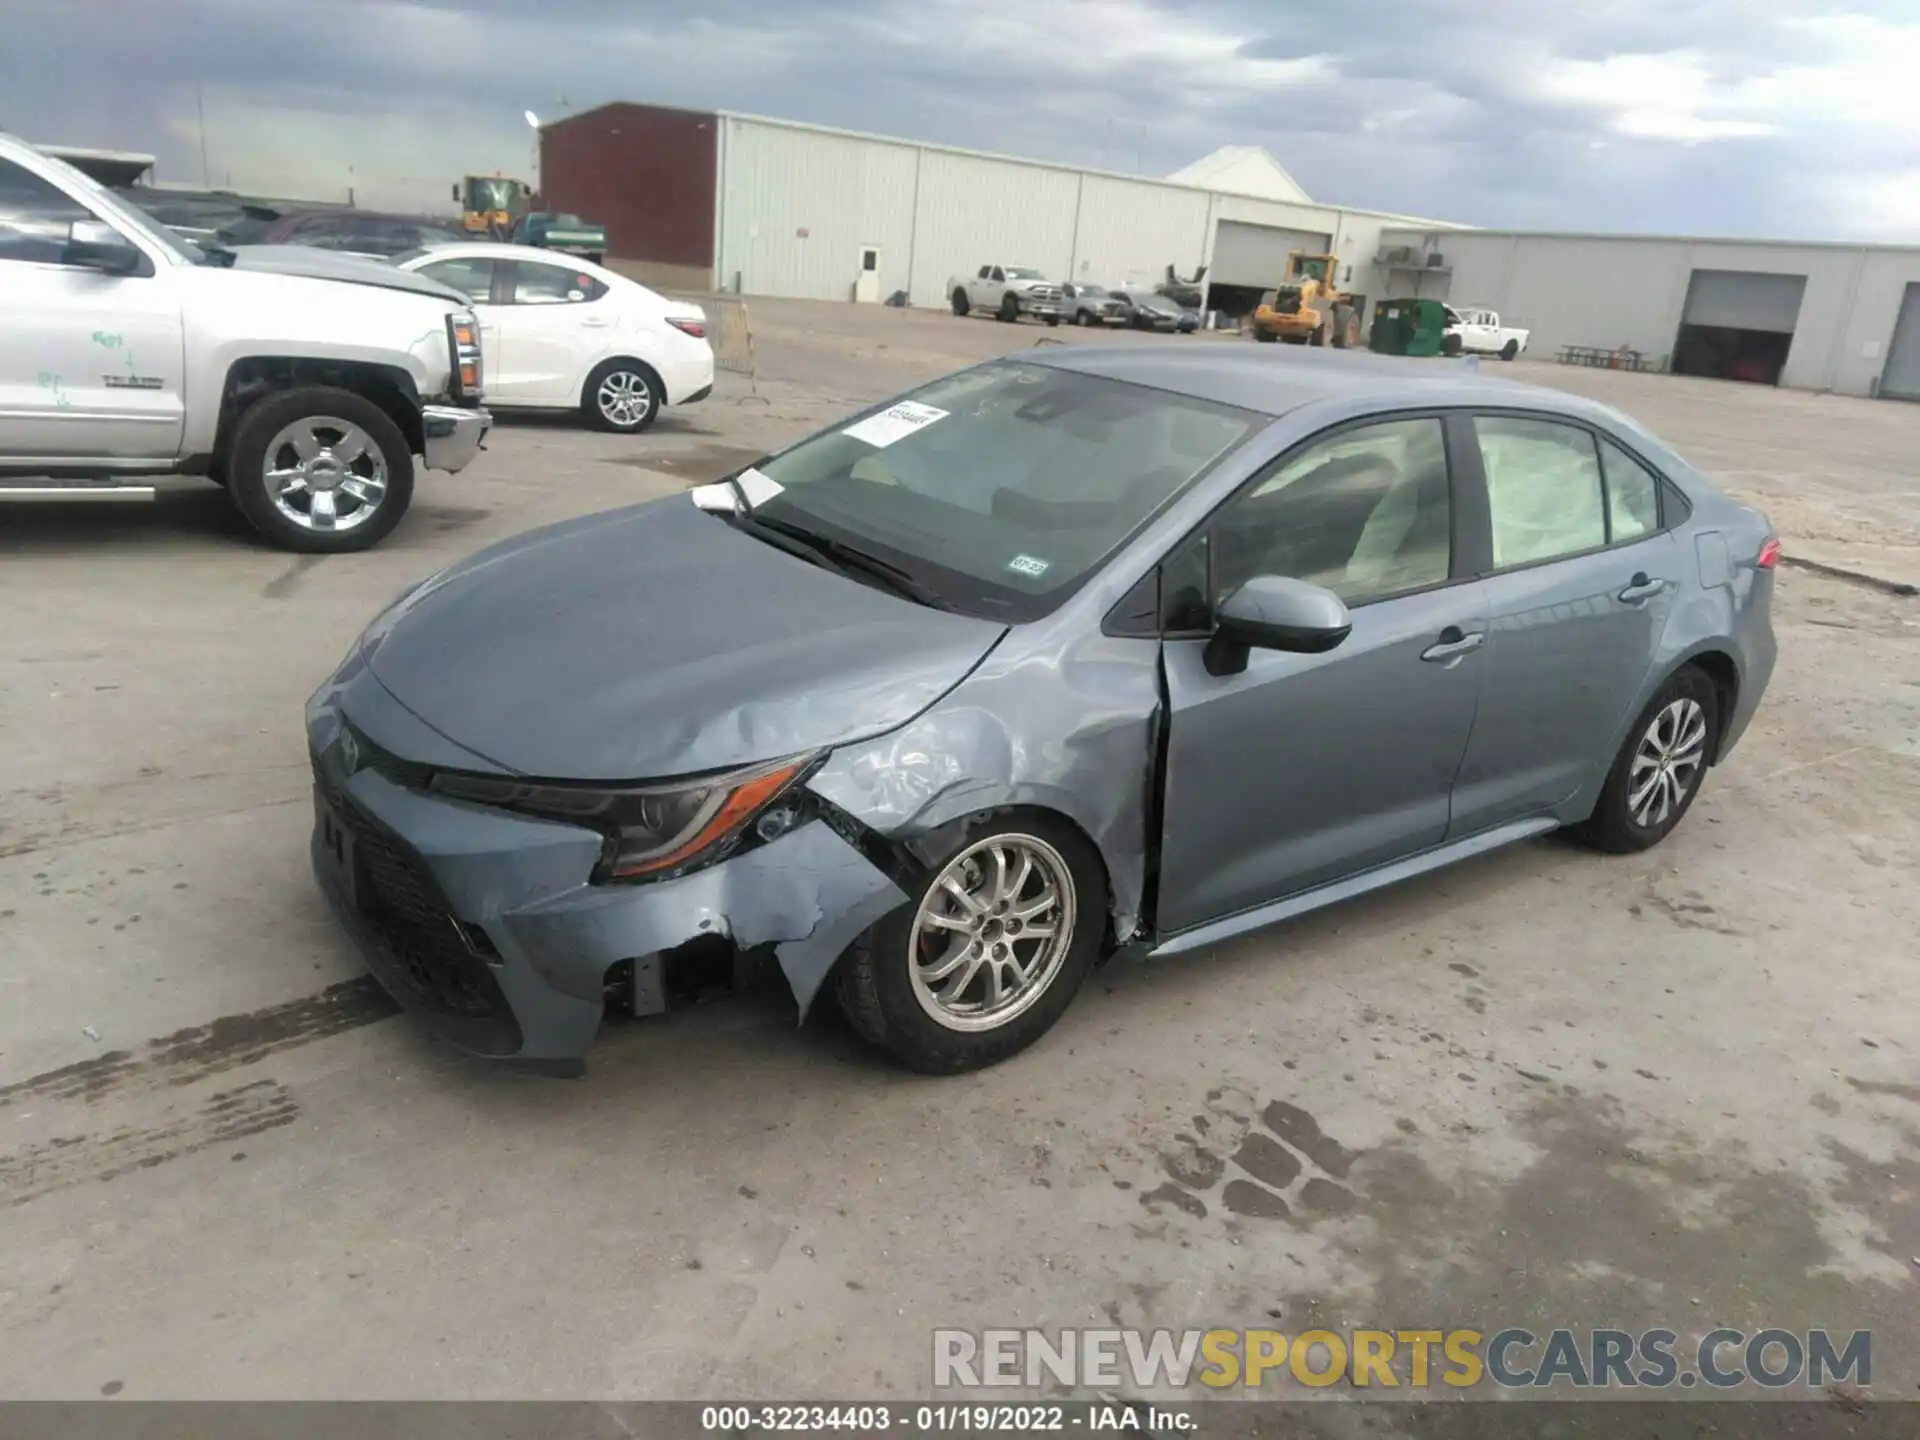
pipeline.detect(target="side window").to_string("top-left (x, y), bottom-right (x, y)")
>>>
top-left (990, 266), bottom-right (1005, 282)
top-left (510, 262), bottom-right (606, 304)
top-left (1475, 416), bottom-right (1607, 568)
top-left (420, 257), bottom-right (496, 304)
top-left (1212, 418), bottom-right (1453, 608)
top-left (0, 158), bottom-right (92, 265)
top-left (977, 265), bottom-right (991, 280)
top-left (1598, 436), bottom-right (1661, 543)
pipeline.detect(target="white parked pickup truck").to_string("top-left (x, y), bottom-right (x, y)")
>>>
top-left (1443, 306), bottom-right (1530, 360)
top-left (948, 264), bottom-right (1065, 325)
top-left (0, 133), bottom-right (490, 553)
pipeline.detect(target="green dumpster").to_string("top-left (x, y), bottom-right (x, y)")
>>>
top-left (1370, 297), bottom-right (1447, 357)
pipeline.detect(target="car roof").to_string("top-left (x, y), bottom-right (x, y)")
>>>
top-left (410, 242), bottom-right (600, 263)
top-left (1030, 345), bottom-right (1628, 424)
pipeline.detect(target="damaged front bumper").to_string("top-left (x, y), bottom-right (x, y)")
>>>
top-left (306, 695), bottom-right (906, 1073)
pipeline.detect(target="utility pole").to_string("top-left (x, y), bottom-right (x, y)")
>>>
top-left (195, 84), bottom-right (211, 187)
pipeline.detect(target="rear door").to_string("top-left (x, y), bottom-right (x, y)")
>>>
top-left (1157, 414), bottom-right (1489, 932)
top-left (489, 258), bottom-right (619, 406)
top-left (1447, 413), bottom-right (1686, 833)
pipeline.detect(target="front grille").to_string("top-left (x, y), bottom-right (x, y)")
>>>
top-left (314, 761), bottom-right (509, 1023)
top-left (1028, 285), bottom-right (1062, 301)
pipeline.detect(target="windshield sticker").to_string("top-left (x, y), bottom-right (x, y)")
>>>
top-left (842, 400), bottom-right (949, 449)
top-left (1007, 554), bottom-right (1052, 578)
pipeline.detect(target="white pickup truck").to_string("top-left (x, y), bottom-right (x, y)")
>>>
top-left (1443, 306), bottom-right (1530, 360)
top-left (948, 264), bottom-right (1065, 325)
top-left (0, 132), bottom-right (490, 552)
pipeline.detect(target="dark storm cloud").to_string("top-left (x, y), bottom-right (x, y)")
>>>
top-left (5, 0), bottom-right (1917, 239)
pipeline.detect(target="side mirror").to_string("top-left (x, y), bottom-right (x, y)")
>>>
top-left (1204, 575), bottom-right (1352, 677)
top-left (65, 220), bottom-right (142, 275)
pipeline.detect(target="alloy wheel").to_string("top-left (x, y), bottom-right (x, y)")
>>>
top-left (597, 370), bottom-right (654, 429)
top-left (1629, 698), bottom-right (1708, 828)
top-left (263, 416), bottom-right (388, 533)
top-left (909, 835), bottom-right (1075, 1033)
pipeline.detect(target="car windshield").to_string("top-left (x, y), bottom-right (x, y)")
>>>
top-left (1004, 266), bottom-right (1045, 280)
top-left (746, 362), bottom-right (1258, 621)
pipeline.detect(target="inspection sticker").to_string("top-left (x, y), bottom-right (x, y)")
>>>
top-left (1007, 554), bottom-right (1052, 578)
top-left (842, 400), bottom-right (948, 448)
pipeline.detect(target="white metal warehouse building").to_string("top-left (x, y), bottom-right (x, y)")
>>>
top-left (707, 113), bottom-right (1456, 318)
top-left (543, 101), bottom-right (1920, 401)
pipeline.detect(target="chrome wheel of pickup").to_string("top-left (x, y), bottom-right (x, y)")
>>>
top-left (263, 416), bottom-right (389, 533)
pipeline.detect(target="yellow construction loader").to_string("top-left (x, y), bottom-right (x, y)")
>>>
top-left (1249, 253), bottom-right (1364, 347)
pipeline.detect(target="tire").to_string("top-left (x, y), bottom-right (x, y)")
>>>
top-left (1309, 323), bottom-right (1328, 348)
top-left (997, 294), bottom-right (1019, 323)
top-left (1253, 329), bottom-right (1277, 344)
top-left (1576, 667), bottom-right (1719, 853)
top-left (1500, 339), bottom-right (1520, 361)
top-left (951, 288), bottom-right (970, 317)
top-left (1442, 334), bottom-right (1464, 357)
top-left (835, 811), bottom-right (1106, 1074)
top-left (582, 358), bottom-right (663, 434)
top-left (1045, 314), bottom-right (1060, 328)
top-left (225, 386), bottom-right (414, 554)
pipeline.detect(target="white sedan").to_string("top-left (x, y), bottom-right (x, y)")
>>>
top-left (394, 244), bottom-right (714, 433)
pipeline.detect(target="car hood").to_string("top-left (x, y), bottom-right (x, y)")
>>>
top-left (228, 245), bottom-right (468, 302)
top-left (365, 497), bottom-right (1008, 781)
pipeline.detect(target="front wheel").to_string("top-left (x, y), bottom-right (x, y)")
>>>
top-left (226, 386), bottom-right (414, 553)
top-left (582, 359), bottom-right (662, 433)
top-left (1045, 314), bottom-right (1061, 328)
top-left (835, 813), bottom-right (1105, 1074)
top-left (951, 288), bottom-right (971, 317)
top-left (997, 294), bottom-right (1019, 323)
top-left (1576, 667), bottom-right (1719, 853)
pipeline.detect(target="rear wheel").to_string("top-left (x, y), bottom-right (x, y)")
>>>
top-left (582, 358), bottom-right (662, 433)
top-left (1253, 329), bottom-right (1277, 344)
top-left (1500, 338), bottom-right (1520, 361)
top-left (836, 813), bottom-right (1105, 1074)
top-left (1045, 314), bottom-right (1060, 327)
top-left (951, 288), bottom-right (970, 317)
top-left (226, 386), bottom-right (413, 553)
top-left (1576, 667), bottom-right (1719, 853)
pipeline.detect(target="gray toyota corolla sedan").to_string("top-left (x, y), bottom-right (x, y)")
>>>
top-left (307, 347), bottom-right (1777, 1076)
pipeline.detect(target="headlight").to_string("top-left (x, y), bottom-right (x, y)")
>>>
top-left (429, 756), bottom-right (810, 881)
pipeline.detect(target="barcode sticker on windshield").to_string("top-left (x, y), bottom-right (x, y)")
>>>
top-left (842, 401), bottom-right (949, 449)
top-left (1007, 554), bottom-right (1052, 578)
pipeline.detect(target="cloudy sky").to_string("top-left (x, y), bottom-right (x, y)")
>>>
top-left (8, 0), bottom-right (1920, 238)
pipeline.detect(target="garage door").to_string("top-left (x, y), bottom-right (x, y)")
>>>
top-left (1681, 270), bottom-right (1806, 334)
top-left (1209, 221), bottom-right (1331, 288)
top-left (1879, 283), bottom-right (1920, 401)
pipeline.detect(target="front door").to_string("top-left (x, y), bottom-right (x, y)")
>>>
top-left (1157, 415), bottom-right (1488, 934)
top-left (1448, 415), bottom-right (1687, 831)
top-left (0, 157), bottom-right (183, 460)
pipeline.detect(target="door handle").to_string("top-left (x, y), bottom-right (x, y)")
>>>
top-left (579, 316), bottom-right (613, 328)
top-left (1617, 572), bottom-right (1667, 605)
top-left (1420, 626), bottom-right (1485, 664)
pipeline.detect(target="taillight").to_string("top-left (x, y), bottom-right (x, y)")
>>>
top-left (1756, 536), bottom-right (1781, 569)
top-left (666, 317), bottom-right (706, 339)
